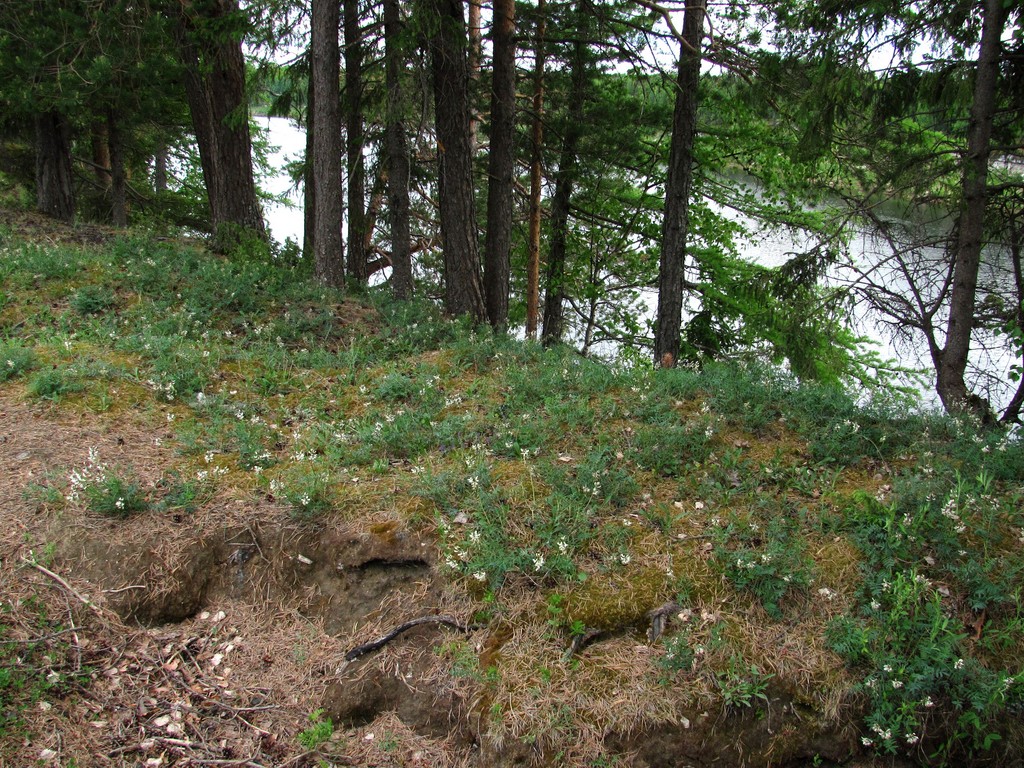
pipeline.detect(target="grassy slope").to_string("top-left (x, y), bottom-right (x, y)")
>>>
top-left (1, 215), bottom-right (1023, 766)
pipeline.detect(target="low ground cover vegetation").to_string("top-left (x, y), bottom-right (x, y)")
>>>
top-left (1, 218), bottom-right (1022, 766)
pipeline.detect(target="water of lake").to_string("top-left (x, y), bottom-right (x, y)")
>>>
top-left (259, 117), bottom-right (1015, 411)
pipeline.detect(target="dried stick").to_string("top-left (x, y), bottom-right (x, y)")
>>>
top-left (344, 615), bottom-right (482, 662)
top-left (23, 557), bottom-right (115, 620)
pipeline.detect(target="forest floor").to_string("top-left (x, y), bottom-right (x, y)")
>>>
top-left (1, 209), bottom-right (1023, 767)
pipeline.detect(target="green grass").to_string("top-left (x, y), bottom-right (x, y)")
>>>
top-left (2, 224), bottom-right (1023, 765)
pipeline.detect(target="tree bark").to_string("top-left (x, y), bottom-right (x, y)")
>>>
top-left (91, 122), bottom-right (112, 190)
top-left (935, 0), bottom-right (1005, 414)
top-left (654, 0), bottom-right (705, 368)
top-left (385, 0), bottom-right (413, 299)
top-left (311, 0), bottom-right (345, 287)
top-left (345, 0), bottom-right (368, 284)
top-left (425, 0), bottom-right (487, 321)
top-left (34, 111), bottom-right (76, 223)
top-left (467, 0), bottom-right (482, 153)
top-left (303, 59), bottom-right (317, 262)
top-left (153, 144), bottom-right (168, 194)
top-left (176, 0), bottom-right (265, 247)
top-left (483, 0), bottom-right (516, 330)
top-left (541, 38), bottom-right (588, 347)
top-left (525, 0), bottom-right (546, 340)
top-left (107, 109), bottom-right (128, 227)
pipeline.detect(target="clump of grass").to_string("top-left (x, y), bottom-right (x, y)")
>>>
top-left (0, 341), bottom-right (35, 381)
top-left (69, 285), bottom-right (115, 316)
top-left (270, 462), bottom-right (334, 519)
top-left (67, 447), bottom-right (148, 518)
top-left (27, 367), bottom-right (83, 401)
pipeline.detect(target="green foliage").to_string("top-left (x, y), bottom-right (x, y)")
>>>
top-left (154, 470), bottom-right (214, 515)
top-left (67, 448), bottom-right (147, 518)
top-left (297, 709), bottom-right (334, 749)
top-left (715, 656), bottom-right (773, 709)
top-left (27, 367), bottom-right (82, 401)
top-left (271, 462), bottom-right (334, 519)
top-left (0, 341), bottom-right (35, 381)
top-left (826, 569), bottom-right (1016, 759)
top-left (631, 421), bottom-right (715, 476)
top-left (70, 286), bottom-right (116, 316)
top-left (714, 516), bottom-right (812, 618)
top-left (658, 630), bottom-right (697, 682)
top-left (833, 465), bottom-right (1024, 759)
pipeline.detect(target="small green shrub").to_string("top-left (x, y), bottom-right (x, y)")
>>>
top-left (297, 708), bottom-right (334, 749)
top-left (716, 655), bottom-right (772, 709)
top-left (0, 342), bottom-right (35, 382)
top-left (658, 630), bottom-right (696, 681)
top-left (271, 463), bottom-right (333, 519)
top-left (70, 286), bottom-right (115, 316)
top-left (826, 569), bottom-right (1017, 759)
top-left (714, 516), bottom-right (812, 618)
top-left (67, 448), bottom-right (147, 518)
top-left (27, 367), bottom-right (81, 400)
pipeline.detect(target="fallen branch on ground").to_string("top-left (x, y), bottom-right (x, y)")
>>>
top-left (344, 615), bottom-right (484, 662)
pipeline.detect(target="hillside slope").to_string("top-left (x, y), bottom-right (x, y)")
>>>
top-left (1, 213), bottom-right (1022, 767)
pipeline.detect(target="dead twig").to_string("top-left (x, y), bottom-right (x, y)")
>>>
top-left (22, 556), bottom-right (116, 620)
top-left (344, 615), bottom-right (483, 662)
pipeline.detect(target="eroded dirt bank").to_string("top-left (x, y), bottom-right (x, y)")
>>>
top-left (0, 392), bottom-right (920, 767)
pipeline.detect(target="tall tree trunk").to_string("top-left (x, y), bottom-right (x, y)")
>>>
top-left (311, 0), bottom-right (345, 287)
top-left (385, 0), bottom-right (413, 299)
top-left (426, 0), bottom-right (487, 321)
top-left (345, 0), bottom-right (368, 284)
top-left (935, 0), bottom-right (1005, 415)
top-left (467, 0), bottom-right (482, 152)
top-left (153, 144), bottom-right (168, 194)
top-left (541, 39), bottom-right (588, 347)
top-left (175, 0), bottom-right (265, 247)
top-left (483, 0), bottom-right (516, 330)
top-left (525, 0), bottom-right (546, 340)
top-left (107, 110), bottom-right (128, 227)
top-left (654, 0), bottom-right (705, 368)
top-left (34, 111), bottom-right (75, 223)
top-left (91, 122), bottom-right (112, 190)
top-left (303, 60), bottom-right (317, 262)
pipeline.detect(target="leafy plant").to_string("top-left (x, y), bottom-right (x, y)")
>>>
top-left (714, 515), bottom-right (812, 618)
top-left (827, 568), bottom-right (1017, 759)
top-left (0, 341), bottom-right (35, 381)
top-left (27, 367), bottom-right (82, 401)
top-left (67, 447), bottom-right (148, 517)
top-left (297, 708), bottom-right (334, 749)
top-left (273, 463), bottom-right (334, 519)
top-left (658, 630), bottom-right (696, 682)
top-left (70, 285), bottom-right (115, 316)
top-left (716, 655), bottom-right (772, 709)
